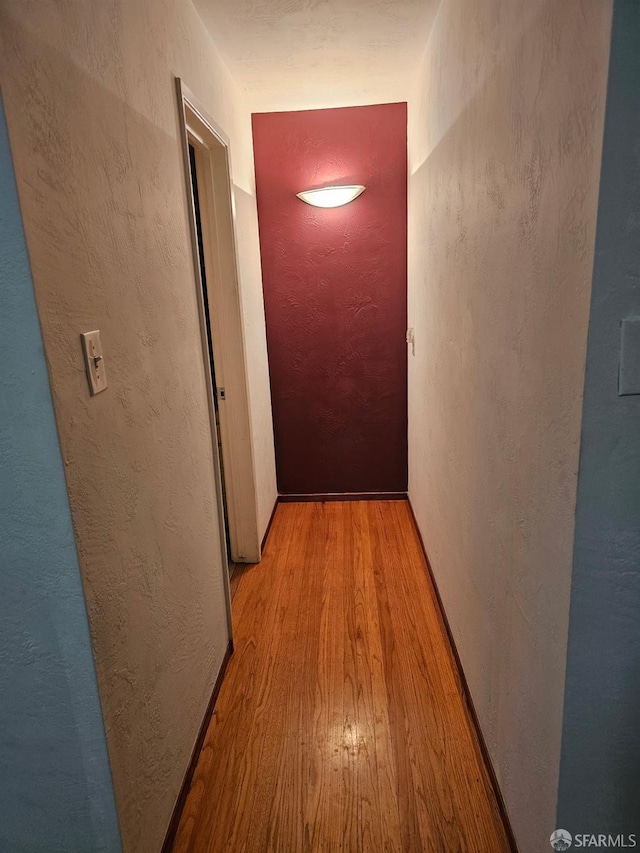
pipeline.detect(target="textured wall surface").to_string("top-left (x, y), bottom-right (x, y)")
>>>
top-left (0, 98), bottom-right (122, 853)
top-left (558, 0), bottom-right (640, 834)
top-left (195, 0), bottom-right (439, 112)
top-left (253, 104), bottom-right (408, 495)
top-left (0, 2), bottom-right (275, 851)
top-left (234, 185), bottom-right (278, 532)
top-left (407, 2), bottom-right (612, 850)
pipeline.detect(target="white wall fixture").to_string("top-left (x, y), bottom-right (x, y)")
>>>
top-left (406, 327), bottom-right (415, 357)
top-left (296, 185), bottom-right (365, 208)
top-left (80, 330), bottom-right (108, 395)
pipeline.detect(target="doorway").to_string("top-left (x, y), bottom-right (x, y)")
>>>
top-left (176, 79), bottom-right (262, 578)
top-left (188, 141), bottom-right (232, 559)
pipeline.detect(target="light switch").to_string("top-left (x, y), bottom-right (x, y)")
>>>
top-left (619, 318), bottom-right (640, 396)
top-left (406, 327), bottom-right (415, 356)
top-left (81, 330), bottom-right (108, 395)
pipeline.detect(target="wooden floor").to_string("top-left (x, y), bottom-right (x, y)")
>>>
top-left (172, 501), bottom-right (511, 853)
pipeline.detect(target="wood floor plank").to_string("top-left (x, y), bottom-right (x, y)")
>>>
top-left (344, 502), bottom-right (402, 852)
top-left (173, 503), bottom-right (299, 852)
top-left (369, 501), bottom-right (508, 852)
top-left (171, 500), bottom-right (511, 853)
top-left (303, 501), bottom-right (346, 852)
top-left (247, 502), bottom-right (324, 852)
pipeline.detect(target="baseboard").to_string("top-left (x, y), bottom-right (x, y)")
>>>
top-left (278, 491), bottom-right (408, 503)
top-left (406, 500), bottom-right (519, 853)
top-left (161, 641), bottom-right (233, 853)
top-left (260, 496), bottom-right (279, 554)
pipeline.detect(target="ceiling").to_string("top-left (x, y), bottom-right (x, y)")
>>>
top-left (193, 0), bottom-right (440, 113)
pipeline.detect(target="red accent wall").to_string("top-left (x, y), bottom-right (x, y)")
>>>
top-left (252, 103), bottom-right (408, 495)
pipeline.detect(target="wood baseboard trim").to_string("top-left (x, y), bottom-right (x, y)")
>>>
top-left (260, 496), bottom-right (279, 554)
top-left (278, 491), bottom-right (408, 503)
top-left (406, 499), bottom-right (519, 853)
top-left (161, 641), bottom-right (233, 853)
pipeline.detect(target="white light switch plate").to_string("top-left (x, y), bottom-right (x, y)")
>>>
top-left (406, 327), bottom-right (415, 356)
top-left (81, 330), bottom-right (108, 395)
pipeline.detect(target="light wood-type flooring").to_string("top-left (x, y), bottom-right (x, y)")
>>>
top-left (172, 500), bottom-right (511, 852)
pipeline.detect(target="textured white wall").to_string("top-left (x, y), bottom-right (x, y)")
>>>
top-left (194, 0), bottom-right (439, 113)
top-left (234, 185), bottom-right (277, 534)
top-left (0, 1), bottom-right (275, 851)
top-left (407, 1), bottom-right (612, 850)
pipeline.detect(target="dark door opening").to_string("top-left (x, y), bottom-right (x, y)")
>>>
top-left (188, 142), bottom-right (232, 560)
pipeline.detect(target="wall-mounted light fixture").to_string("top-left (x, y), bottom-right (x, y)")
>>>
top-left (296, 185), bottom-right (366, 208)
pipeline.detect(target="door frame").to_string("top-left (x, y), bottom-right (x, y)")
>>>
top-left (175, 79), bottom-right (262, 583)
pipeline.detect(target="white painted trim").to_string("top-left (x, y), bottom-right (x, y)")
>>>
top-left (175, 78), bottom-right (262, 634)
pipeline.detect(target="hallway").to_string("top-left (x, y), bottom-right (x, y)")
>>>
top-left (3, 2), bottom-right (634, 850)
top-left (171, 501), bottom-right (511, 852)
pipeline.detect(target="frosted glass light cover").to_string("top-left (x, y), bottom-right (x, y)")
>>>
top-left (296, 185), bottom-right (366, 208)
